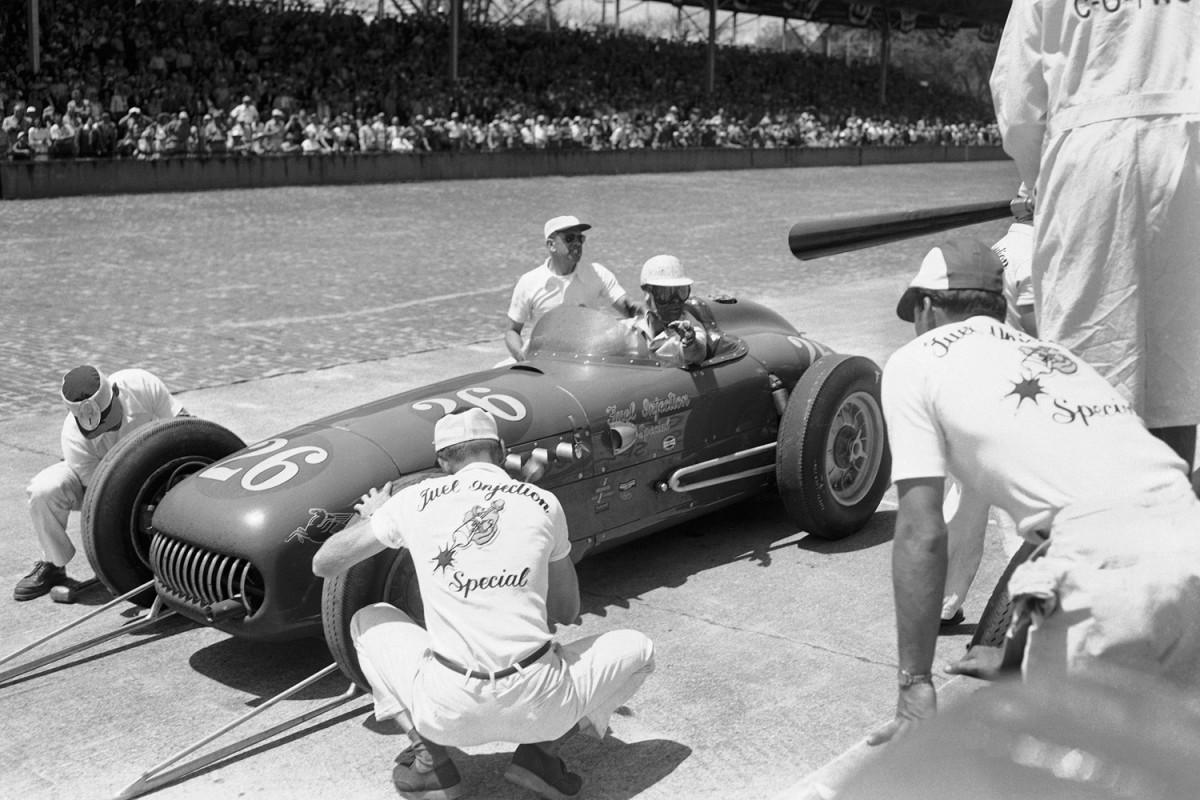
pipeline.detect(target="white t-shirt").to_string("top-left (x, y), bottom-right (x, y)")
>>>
top-left (61, 368), bottom-right (184, 487)
top-left (507, 260), bottom-right (627, 334)
top-left (992, 222), bottom-right (1034, 330)
top-left (882, 317), bottom-right (1187, 536)
top-left (370, 462), bottom-right (570, 672)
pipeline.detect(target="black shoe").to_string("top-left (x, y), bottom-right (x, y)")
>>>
top-left (392, 759), bottom-right (463, 800)
top-left (14, 561), bottom-right (68, 601)
top-left (940, 609), bottom-right (966, 628)
top-left (392, 740), bottom-right (464, 800)
top-left (504, 743), bottom-right (583, 800)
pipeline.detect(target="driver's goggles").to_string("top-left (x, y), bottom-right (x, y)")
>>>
top-left (649, 285), bottom-right (691, 304)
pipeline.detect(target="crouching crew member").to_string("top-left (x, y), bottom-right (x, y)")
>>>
top-left (16, 366), bottom-right (187, 601)
top-left (313, 408), bottom-right (655, 800)
top-left (870, 239), bottom-right (1200, 745)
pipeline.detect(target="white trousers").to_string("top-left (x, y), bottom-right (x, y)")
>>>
top-left (26, 462), bottom-right (84, 567)
top-left (1017, 482), bottom-right (1200, 689)
top-left (351, 602), bottom-right (655, 748)
top-left (1036, 117), bottom-right (1200, 427)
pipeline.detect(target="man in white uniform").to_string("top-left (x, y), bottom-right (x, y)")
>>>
top-left (991, 0), bottom-right (1200, 470)
top-left (313, 408), bottom-right (654, 800)
top-left (869, 238), bottom-right (1200, 745)
top-left (940, 201), bottom-right (1037, 626)
top-left (16, 366), bottom-right (187, 600)
top-left (505, 215), bottom-right (640, 361)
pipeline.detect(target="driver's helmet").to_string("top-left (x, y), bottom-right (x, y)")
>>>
top-left (640, 254), bottom-right (693, 288)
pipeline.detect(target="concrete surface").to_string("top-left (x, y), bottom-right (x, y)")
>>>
top-left (0, 283), bottom-right (1010, 800)
top-left (0, 163), bottom-right (1020, 799)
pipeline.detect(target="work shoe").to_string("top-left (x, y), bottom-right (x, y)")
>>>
top-left (392, 740), bottom-right (464, 800)
top-left (13, 561), bottom-right (68, 601)
top-left (940, 609), bottom-right (965, 628)
top-left (504, 743), bottom-right (583, 800)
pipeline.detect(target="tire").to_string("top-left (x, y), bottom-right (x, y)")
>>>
top-left (970, 540), bottom-right (1039, 649)
top-left (776, 354), bottom-right (891, 540)
top-left (81, 417), bottom-right (245, 607)
top-left (321, 470), bottom-right (437, 690)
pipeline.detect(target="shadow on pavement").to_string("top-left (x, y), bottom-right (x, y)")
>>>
top-left (454, 736), bottom-right (692, 800)
top-left (577, 493), bottom-right (893, 618)
top-left (794, 509), bottom-right (896, 555)
top-left (0, 612), bottom-right (195, 689)
top-left (188, 634), bottom-right (349, 700)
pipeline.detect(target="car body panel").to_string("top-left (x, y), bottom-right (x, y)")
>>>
top-left (149, 298), bottom-right (831, 640)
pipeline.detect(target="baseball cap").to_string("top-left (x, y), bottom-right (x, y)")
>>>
top-left (896, 239), bottom-right (1005, 322)
top-left (640, 254), bottom-right (692, 287)
top-left (61, 365), bottom-right (118, 436)
top-left (433, 408), bottom-right (500, 451)
top-left (544, 215), bottom-right (591, 240)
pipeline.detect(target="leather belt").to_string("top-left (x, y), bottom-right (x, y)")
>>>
top-left (433, 641), bottom-right (552, 680)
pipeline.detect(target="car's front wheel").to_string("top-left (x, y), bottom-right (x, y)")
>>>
top-left (321, 470), bottom-right (436, 690)
top-left (82, 417), bottom-right (246, 606)
top-left (776, 354), bottom-right (891, 540)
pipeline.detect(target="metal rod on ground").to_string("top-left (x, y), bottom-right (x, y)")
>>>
top-left (114, 663), bottom-right (361, 800)
top-left (788, 200), bottom-right (1012, 260)
top-left (0, 581), bottom-right (176, 684)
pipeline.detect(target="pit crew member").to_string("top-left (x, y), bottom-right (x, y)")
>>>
top-left (505, 215), bottom-right (640, 361)
top-left (941, 196), bottom-right (1036, 627)
top-left (16, 366), bottom-right (188, 601)
top-left (869, 238), bottom-right (1200, 745)
top-left (313, 408), bottom-right (655, 800)
top-left (991, 0), bottom-right (1200, 469)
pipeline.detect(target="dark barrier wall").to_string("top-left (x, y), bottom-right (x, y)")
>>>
top-left (0, 145), bottom-right (1007, 200)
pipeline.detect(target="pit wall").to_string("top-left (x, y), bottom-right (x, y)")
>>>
top-left (0, 144), bottom-right (1007, 199)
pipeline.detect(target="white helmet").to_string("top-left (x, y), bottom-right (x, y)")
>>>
top-left (640, 254), bottom-right (693, 287)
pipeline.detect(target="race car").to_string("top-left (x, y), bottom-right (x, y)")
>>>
top-left (80, 296), bottom-right (890, 686)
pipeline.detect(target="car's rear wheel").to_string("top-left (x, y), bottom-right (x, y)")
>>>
top-left (776, 354), bottom-right (891, 540)
top-left (321, 470), bottom-right (436, 690)
top-left (82, 417), bottom-right (246, 607)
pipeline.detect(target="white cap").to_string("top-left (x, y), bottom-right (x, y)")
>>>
top-left (433, 408), bottom-right (500, 451)
top-left (543, 215), bottom-right (591, 240)
top-left (640, 254), bottom-right (692, 287)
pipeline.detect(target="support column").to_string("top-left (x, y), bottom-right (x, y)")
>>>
top-left (706, 0), bottom-right (716, 97)
top-left (28, 0), bottom-right (41, 75)
top-left (878, 15), bottom-right (891, 106)
top-left (450, 0), bottom-right (460, 81)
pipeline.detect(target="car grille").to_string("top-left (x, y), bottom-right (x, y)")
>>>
top-left (149, 533), bottom-right (265, 617)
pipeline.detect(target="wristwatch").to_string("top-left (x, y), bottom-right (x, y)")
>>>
top-left (897, 669), bottom-right (933, 688)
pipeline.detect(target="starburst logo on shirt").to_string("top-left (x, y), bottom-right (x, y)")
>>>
top-left (1007, 376), bottom-right (1046, 407)
top-left (432, 500), bottom-right (505, 573)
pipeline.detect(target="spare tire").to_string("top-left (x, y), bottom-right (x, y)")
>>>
top-left (321, 470), bottom-right (437, 690)
top-left (776, 354), bottom-right (891, 540)
top-left (82, 417), bottom-right (245, 606)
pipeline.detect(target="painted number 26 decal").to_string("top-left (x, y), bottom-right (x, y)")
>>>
top-left (199, 438), bottom-right (329, 492)
top-left (412, 387), bottom-right (528, 421)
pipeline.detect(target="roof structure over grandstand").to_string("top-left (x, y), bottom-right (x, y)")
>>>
top-left (667, 0), bottom-right (1011, 37)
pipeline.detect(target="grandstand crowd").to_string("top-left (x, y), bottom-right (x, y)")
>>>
top-left (0, 0), bottom-right (1000, 161)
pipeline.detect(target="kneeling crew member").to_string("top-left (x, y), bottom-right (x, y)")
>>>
top-left (313, 408), bottom-right (655, 799)
top-left (871, 238), bottom-right (1200, 745)
top-left (16, 365), bottom-right (187, 601)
